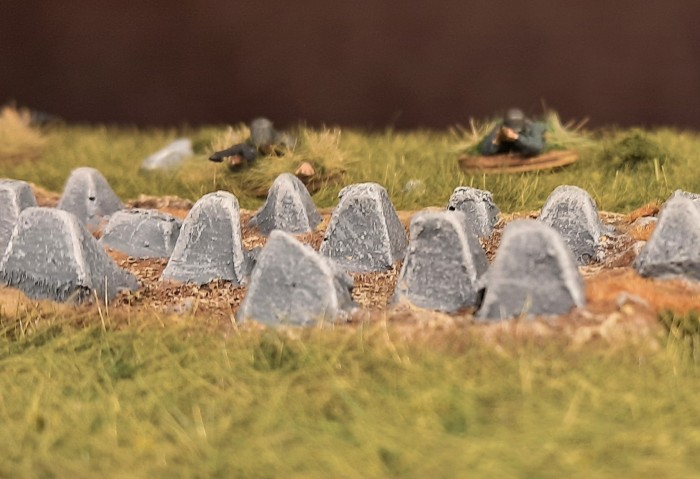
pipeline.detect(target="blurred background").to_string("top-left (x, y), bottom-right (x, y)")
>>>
top-left (2, 0), bottom-right (699, 130)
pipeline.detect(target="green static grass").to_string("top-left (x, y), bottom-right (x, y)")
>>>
top-left (3, 114), bottom-right (700, 212)
top-left (1, 311), bottom-right (700, 478)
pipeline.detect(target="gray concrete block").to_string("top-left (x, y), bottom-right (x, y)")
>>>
top-left (394, 210), bottom-right (488, 312)
top-left (141, 138), bottom-right (193, 171)
top-left (250, 173), bottom-right (321, 235)
top-left (634, 195), bottom-right (700, 280)
top-left (477, 219), bottom-right (585, 321)
top-left (320, 182), bottom-right (407, 272)
top-left (446, 186), bottom-right (500, 238)
top-left (161, 191), bottom-right (247, 285)
top-left (57, 167), bottom-right (124, 232)
top-left (238, 230), bottom-right (355, 326)
top-left (0, 179), bottom-right (37, 255)
top-left (100, 209), bottom-right (181, 258)
top-left (539, 185), bottom-right (608, 265)
top-left (0, 207), bottom-right (138, 302)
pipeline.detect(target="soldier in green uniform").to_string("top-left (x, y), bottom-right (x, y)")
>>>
top-left (479, 108), bottom-right (546, 157)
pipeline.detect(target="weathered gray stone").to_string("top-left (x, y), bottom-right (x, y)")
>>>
top-left (161, 191), bottom-right (247, 285)
top-left (57, 167), bottom-right (123, 231)
top-left (100, 209), bottom-right (181, 258)
top-left (0, 207), bottom-right (138, 302)
top-left (250, 173), bottom-right (321, 235)
top-left (634, 195), bottom-right (700, 280)
top-left (140, 138), bottom-right (193, 171)
top-left (446, 187), bottom-right (500, 238)
top-left (477, 220), bottom-right (585, 320)
top-left (238, 230), bottom-right (355, 326)
top-left (539, 185), bottom-right (609, 265)
top-left (320, 183), bottom-right (407, 272)
top-left (0, 179), bottom-right (37, 255)
top-left (394, 210), bottom-right (488, 312)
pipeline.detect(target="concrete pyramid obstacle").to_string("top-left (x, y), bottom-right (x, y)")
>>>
top-left (250, 173), bottom-right (321, 235)
top-left (320, 183), bottom-right (407, 272)
top-left (162, 191), bottom-right (247, 285)
top-left (394, 210), bottom-right (488, 312)
top-left (634, 195), bottom-right (700, 280)
top-left (238, 230), bottom-right (355, 326)
top-left (100, 209), bottom-right (181, 258)
top-left (140, 138), bottom-right (193, 171)
top-left (0, 179), bottom-right (37, 254)
top-left (57, 167), bottom-right (123, 232)
top-left (539, 185), bottom-right (608, 265)
top-left (446, 186), bottom-right (500, 238)
top-left (477, 220), bottom-right (585, 320)
top-left (0, 207), bottom-right (138, 302)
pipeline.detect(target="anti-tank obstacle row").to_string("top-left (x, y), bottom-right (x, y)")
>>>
top-left (2, 168), bottom-right (694, 326)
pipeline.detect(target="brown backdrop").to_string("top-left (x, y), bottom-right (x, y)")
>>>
top-left (2, 1), bottom-right (699, 129)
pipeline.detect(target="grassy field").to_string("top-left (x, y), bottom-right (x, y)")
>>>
top-left (3, 108), bottom-right (700, 477)
top-left (3, 109), bottom-right (700, 212)
top-left (2, 310), bottom-right (700, 478)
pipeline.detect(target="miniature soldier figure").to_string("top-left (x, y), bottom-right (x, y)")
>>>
top-left (479, 108), bottom-right (546, 157)
top-left (209, 117), bottom-right (296, 170)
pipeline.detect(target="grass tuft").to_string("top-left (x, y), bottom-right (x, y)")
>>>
top-left (659, 310), bottom-right (700, 362)
top-left (233, 127), bottom-right (354, 198)
top-left (601, 128), bottom-right (672, 171)
top-left (0, 106), bottom-right (45, 165)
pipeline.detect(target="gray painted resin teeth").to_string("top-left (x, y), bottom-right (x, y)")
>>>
top-left (394, 210), bottom-right (488, 312)
top-left (477, 219), bottom-right (585, 321)
top-left (320, 182), bottom-right (407, 272)
top-left (0, 207), bottom-right (137, 302)
top-left (162, 191), bottom-right (247, 285)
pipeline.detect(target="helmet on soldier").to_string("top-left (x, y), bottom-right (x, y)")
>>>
top-left (503, 108), bottom-right (526, 132)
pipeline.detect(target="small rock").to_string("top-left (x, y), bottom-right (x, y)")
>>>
top-left (100, 209), bottom-right (181, 258)
top-left (477, 219), bottom-right (585, 321)
top-left (634, 195), bottom-right (700, 280)
top-left (394, 210), bottom-right (488, 312)
top-left (0, 207), bottom-right (137, 302)
top-left (250, 173), bottom-right (321, 235)
top-left (57, 167), bottom-right (123, 232)
top-left (446, 186), bottom-right (500, 238)
top-left (539, 185), bottom-right (609, 264)
top-left (141, 138), bottom-right (193, 171)
top-left (320, 182), bottom-right (407, 272)
top-left (238, 230), bottom-right (355, 326)
top-left (162, 191), bottom-right (247, 285)
top-left (0, 179), bottom-right (37, 254)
